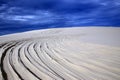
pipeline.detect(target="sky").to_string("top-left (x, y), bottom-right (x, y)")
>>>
top-left (0, 0), bottom-right (120, 35)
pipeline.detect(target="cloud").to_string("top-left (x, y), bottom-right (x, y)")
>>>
top-left (0, 7), bottom-right (62, 25)
top-left (0, 0), bottom-right (120, 35)
top-left (0, 0), bottom-right (120, 27)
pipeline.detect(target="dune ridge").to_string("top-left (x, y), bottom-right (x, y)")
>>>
top-left (0, 27), bottom-right (120, 80)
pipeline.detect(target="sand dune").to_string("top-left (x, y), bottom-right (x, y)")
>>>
top-left (0, 27), bottom-right (120, 80)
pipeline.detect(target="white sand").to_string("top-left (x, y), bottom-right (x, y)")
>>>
top-left (0, 27), bottom-right (120, 80)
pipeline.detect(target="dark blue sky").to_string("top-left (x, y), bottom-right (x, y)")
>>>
top-left (0, 0), bottom-right (120, 35)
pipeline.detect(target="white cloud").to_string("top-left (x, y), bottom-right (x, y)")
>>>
top-left (0, 8), bottom-right (60, 24)
top-left (11, 15), bottom-right (36, 21)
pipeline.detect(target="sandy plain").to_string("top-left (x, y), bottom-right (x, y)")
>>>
top-left (0, 27), bottom-right (120, 80)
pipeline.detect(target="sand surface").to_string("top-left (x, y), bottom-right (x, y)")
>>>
top-left (0, 27), bottom-right (120, 80)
